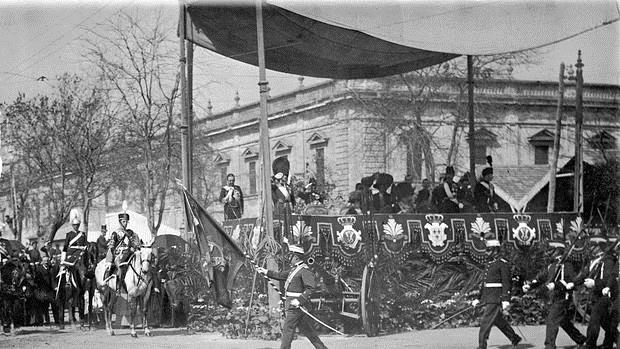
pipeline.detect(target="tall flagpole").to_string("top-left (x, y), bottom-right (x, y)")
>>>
top-left (255, 0), bottom-right (278, 311)
top-left (179, 1), bottom-right (192, 242)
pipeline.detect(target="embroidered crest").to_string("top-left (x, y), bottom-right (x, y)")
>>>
top-left (470, 217), bottom-right (491, 240)
top-left (512, 214), bottom-right (536, 246)
top-left (382, 218), bottom-right (406, 242)
top-left (424, 214), bottom-right (448, 247)
top-left (336, 216), bottom-right (362, 250)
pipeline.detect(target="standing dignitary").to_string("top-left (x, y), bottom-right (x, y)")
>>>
top-left (220, 173), bottom-right (244, 220)
top-left (522, 241), bottom-right (586, 349)
top-left (577, 238), bottom-right (618, 349)
top-left (471, 239), bottom-right (521, 349)
top-left (257, 245), bottom-right (328, 349)
top-left (474, 167), bottom-right (499, 213)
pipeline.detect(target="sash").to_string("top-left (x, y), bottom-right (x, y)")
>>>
top-left (284, 263), bottom-right (307, 294)
top-left (480, 181), bottom-right (495, 196)
top-left (68, 232), bottom-right (84, 248)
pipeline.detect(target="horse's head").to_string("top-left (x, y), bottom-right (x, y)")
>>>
top-left (138, 247), bottom-right (154, 274)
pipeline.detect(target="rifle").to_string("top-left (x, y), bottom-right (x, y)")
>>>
top-left (545, 216), bottom-right (592, 285)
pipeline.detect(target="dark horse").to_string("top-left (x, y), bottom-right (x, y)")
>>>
top-left (0, 257), bottom-right (30, 334)
top-left (83, 242), bottom-right (100, 329)
top-left (55, 250), bottom-right (89, 329)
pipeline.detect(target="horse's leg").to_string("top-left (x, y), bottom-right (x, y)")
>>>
top-left (88, 285), bottom-right (93, 330)
top-left (143, 293), bottom-right (151, 336)
top-left (129, 296), bottom-right (138, 338)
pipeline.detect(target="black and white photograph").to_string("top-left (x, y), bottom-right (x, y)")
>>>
top-left (0, 1), bottom-right (618, 348)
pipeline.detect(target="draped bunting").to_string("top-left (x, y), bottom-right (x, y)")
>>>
top-left (221, 212), bottom-right (577, 266)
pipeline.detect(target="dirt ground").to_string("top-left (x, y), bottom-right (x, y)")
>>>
top-left (0, 323), bottom-right (602, 349)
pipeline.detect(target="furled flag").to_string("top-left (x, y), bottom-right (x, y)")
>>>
top-left (177, 180), bottom-right (245, 308)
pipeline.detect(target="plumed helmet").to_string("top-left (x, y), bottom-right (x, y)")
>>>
top-left (482, 167), bottom-right (494, 177)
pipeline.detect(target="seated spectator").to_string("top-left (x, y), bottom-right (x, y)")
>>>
top-left (415, 179), bottom-right (432, 213)
top-left (394, 182), bottom-right (415, 213)
top-left (457, 172), bottom-right (475, 213)
top-left (344, 191), bottom-right (363, 215)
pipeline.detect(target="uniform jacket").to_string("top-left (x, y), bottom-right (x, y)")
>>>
top-left (575, 253), bottom-right (618, 299)
top-left (63, 230), bottom-right (88, 265)
top-left (219, 185), bottom-right (244, 217)
top-left (105, 228), bottom-right (141, 264)
top-left (479, 257), bottom-right (512, 304)
top-left (267, 261), bottom-right (316, 310)
top-left (529, 260), bottom-right (579, 302)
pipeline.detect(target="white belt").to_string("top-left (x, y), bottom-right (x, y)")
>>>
top-left (286, 292), bottom-right (302, 297)
top-left (484, 283), bottom-right (502, 288)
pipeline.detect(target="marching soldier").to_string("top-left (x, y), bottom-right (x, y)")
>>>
top-left (576, 237), bottom-right (618, 349)
top-left (104, 211), bottom-right (141, 292)
top-left (522, 240), bottom-right (586, 349)
top-left (61, 216), bottom-right (88, 289)
top-left (257, 244), bottom-right (328, 349)
top-left (471, 239), bottom-right (521, 349)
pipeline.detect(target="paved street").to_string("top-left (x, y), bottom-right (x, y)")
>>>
top-left (0, 324), bottom-right (601, 348)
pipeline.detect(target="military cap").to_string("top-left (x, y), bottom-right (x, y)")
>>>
top-left (118, 213), bottom-right (130, 220)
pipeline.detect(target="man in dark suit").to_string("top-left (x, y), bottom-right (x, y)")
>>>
top-left (96, 225), bottom-right (108, 262)
top-left (474, 167), bottom-right (499, 213)
top-left (471, 239), bottom-right (521, 349)
top-left (219, 173), bottom-right (244, 220)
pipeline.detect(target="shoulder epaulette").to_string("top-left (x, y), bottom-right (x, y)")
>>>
top-left (500, 258), bottom-right (509, 263)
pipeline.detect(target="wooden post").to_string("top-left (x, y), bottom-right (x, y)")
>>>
top-left (573, 51), bottom-right (583, 214)
top-left (548, 63), bottom-right (565, 212)
top-left (179, 1), bottom-right (191, 197)
top-left (255, 0), bottom-right (279, 313)
top-left (467, 55), bottom-right (476, 189)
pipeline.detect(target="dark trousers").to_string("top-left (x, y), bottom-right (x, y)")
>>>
top-left (478, 303), bottom-right (520, 349)
top-left (585, 296), bottom-right (618, 349)
top-left (545, 300), bottom-right (586, 349)
top-left (280, 308), bottom-right (327, 349)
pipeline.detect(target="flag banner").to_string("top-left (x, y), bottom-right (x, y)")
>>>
top-left (180, 188), bottom-right (245, 308)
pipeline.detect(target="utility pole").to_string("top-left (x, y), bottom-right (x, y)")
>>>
top-left (547, 63), bottom-right (565, 212)
top-left (467, 55), bottom-right (477, 189)
top-left (573, 51), bottom-right (584, 214)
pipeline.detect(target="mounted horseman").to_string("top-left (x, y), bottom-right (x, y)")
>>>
top-left (57, 210), bottom-right (89, 328)
top-left (104, 208), bottom-right (142, 293)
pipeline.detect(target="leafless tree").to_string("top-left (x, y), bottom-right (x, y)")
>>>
top-left (83, 9), bottom-right (181, 239)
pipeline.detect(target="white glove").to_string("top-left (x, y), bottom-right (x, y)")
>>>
top-left (502, 301), bottom-right (510, 310)
top-left (471, 299), bottom-right (480, 307)
top-left (290, 298), bottom-right (300, 307)
top-left (546, 282), bottom-right (555, 291)
top-left (255, 267), bottom-right (267, 275)
top-left (458, 203), bottom-right (464, 209)
top-left (522, 284), bottom-right (531, 293)
top-left (584, 278), bottom-right (595, 288)
top-left (565, 282), bottom-right (575, 290)
top-left (602, 287), bottom-right (610, 296)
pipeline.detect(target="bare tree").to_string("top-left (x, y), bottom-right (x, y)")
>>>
top-left (349, 52), bottom-right (538, 181)
top-left (83, 9), bottom-right (181, 239)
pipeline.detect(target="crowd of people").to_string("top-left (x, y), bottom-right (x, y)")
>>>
top-left (342, 164), bottom-right (500, 215)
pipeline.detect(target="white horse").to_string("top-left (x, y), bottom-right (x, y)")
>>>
top-left (95, 246), bottom-right (155, 337)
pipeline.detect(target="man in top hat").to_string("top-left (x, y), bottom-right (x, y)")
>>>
top-left (371, 172), bottom-right (397, 213)
top-left (257, 244), bottom-right (328, 349)
top-left (522, 240), bottom-right (586, 349)
top-left (474, 167), bottom-right (499, 213)
top-left (104, 212), bottom-right (142, 292)
top-left (471, 239), bottom-right (521, 349)
top-left (61, 216), bottom-right (89, 290)
top-left (575, 237), bottom-right (618, 349)
top-left (96, 225), bottom-right (108, 262)
top-left (438, 166), bottom-right (462, 213)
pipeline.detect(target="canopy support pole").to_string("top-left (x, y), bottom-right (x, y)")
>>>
top-left (255, 0), bottom-right (279, 312)
top-left (573, 51), bottom-right (583, 214)
top-left (467, 55), bottom-right (477, 189)
top-left (548, 63), bottom-right (565, 213)
top-left (179, 1), bottom-right (192, 196)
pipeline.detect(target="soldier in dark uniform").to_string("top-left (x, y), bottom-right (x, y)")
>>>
top-left (576, 237), bottom-right (618, 349)
top-left (61, 217), bottom-right (89, 290)
top-left (219, 173), bottom-right (244, 220)
top-left (257, 244), bottom-right (328, 349)
top-left (474, 167), bottom-right (499, 213)
top-left (471, 239), bottom-right (521, 349)
top-left (104, 212), bottom-right (142, 292)
top-left (522, 240), bottom-right (586, 349)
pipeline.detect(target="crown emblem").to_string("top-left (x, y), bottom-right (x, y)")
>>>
top-left (338, 216), bottom-right (357, 226)
top-left (424, 214), bottom-right (448, 247)
top-left (513, 214), bottom-right (531, 224)
top-left (425, 214), bottom-right (444, 224)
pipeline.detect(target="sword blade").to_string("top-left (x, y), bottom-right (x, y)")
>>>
top-left (298, 306), bottom-right (346, 336)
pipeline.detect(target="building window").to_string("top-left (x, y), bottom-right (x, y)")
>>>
top-left (315, 148), bottom-right (325, 189)
top-left (534, 145), bottom-right (549, 165)
top-left (220, 167), bottom-right (227, 186)
top-left (474, 145), bottom-right (487, 165)
top-left (248, 161), bottom-right (257, 194)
